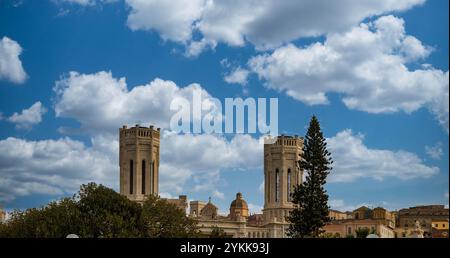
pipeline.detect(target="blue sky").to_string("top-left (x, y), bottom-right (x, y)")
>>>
top-left (0, 0), bottom-right (448, 214)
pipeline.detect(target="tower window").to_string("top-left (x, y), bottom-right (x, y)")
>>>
top-left (129, 160), bottom-right (134, 194)
top-left (275, 169), bottom-right (279, 202)
top-left (142, 160), bottom-right (146, 195)
top-left (150, 161), bottom-right (154, 194)
top-left (287, 169), bottom-right (292, 202)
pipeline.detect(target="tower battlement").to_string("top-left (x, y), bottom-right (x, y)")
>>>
top-left (119, 124), bottom-right (161, 139)
top-left (265, 135), bottom-right (304, 147)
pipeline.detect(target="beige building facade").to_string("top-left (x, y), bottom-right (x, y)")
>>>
top-left (324, 219), bottom-right (395, 238)
top-left (397, 205), bottom-right (449, 237)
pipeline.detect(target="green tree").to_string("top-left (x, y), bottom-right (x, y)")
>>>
top-left (287, 115), bottom-right (333, 238)
top-left (0, 182), bottom-right (198, 238)
top-left (0, 198), bottom-right (82, 238)
top-left (140, 195), bottom-right (198, 238)
top-left (210, 226), bottom-right (228, 238)
top-left (75, 183), bottom-right (143, 237)
top-left (355, 227), bottom-right (370, 238)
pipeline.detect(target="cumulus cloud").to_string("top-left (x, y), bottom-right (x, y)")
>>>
top-left (258, 181), bottom-right (264, 193)
top-left (7, 101), bottom-right (47, 129)
top-left (249, 15), bottom-right (449, 132)
top-left (327, 129), bottom-right (439, 182)
top-left (159, 132), bottom-right (262, 193)
top-left (212, 190), bottom-right (225, 200)
top-left (0, 137), bottom-right (117, 203)
top-left (53, 71), bottom-right (217, 134)
top-left (329, 199), bottom-right (374, 212)
top-left (248, 203), bottom-right (263, 214)
top-left (0, 130), bottom-right (263, 203)
top-left (224, 67), bottom-right (249, 86)
top-left (425, 142), bottom-right (444, 160)
top-left (0, 36), bottom-right (27, 84)
top-left (53, 0), bottom-right (118, 6)
top-left (126, 0), bottom-right (206, 43)
top-left (122, 0), bottom-right (424, 55)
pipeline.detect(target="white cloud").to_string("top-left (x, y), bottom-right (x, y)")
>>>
top-left (258, 181), bottom-right (264, 193)
top-left (53, 0), bottom-right (118, 6)
top-left (126, 0), bottom-right (206, 43)
top-left (185, 38), bottom-right (216, 57)
top-left (224, 67), bottom-right (249, 86)
top-left (249, 16), bottom-right (449, 132)
top-left (248, 203), bottom-right (263, 214)
top-left (53, 71), bottom-right (216, 134)
top-left (329, 199), bottom-right (345, 209)
top-left (57, 0), bottom-right (94, 5)
top-left (327, 129), bottom-right (439, 182)
top-left (0, 137), bottom-right (117, 203)
top-left (425, 142), bottom-right (444, 160)
top-left (329, 199), bottom-right (373, 212)
top-left (122, 0), bottom-right (424, 55)
top-left (7, 101), bottom-right (47, 129)
top-left (0, 36), bottom-right (27, 84)
top-left (159, 132), bottom-right (263, 194)
top-left (0, 131), bottom-right (263, 203)
top-left (212, 190), bottom-right (225, 200)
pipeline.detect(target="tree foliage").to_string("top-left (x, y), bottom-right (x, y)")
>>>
top-left (355, 227), bottom-right (370, 238)
top-left (210, 226), bottom-right (228, 238)
top-left (287, 115), bottom-right (333, 238)
top-left (0, 183), bottom-right (198, 238)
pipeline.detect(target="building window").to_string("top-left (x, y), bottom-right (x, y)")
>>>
top-left (142, 160), bottom-right (146, 194)
top-left (287, 169), bottom-right (292, 202)
top-left (129, 160), bottom-right (134, 194)
top-left (348, 227), bottom-right (352, 234)
top-left (275, 169), bottom-right (280, 202)
top-left (150, 161), bottom-right (154, 193)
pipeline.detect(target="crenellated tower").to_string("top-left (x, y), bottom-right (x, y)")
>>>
top-left (263, 135), bottom-right (303, 226)
top-left (119, 124), bottom-right (160, 203)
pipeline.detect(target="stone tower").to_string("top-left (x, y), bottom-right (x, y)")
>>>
top-left (263, 135), bottom-right (303, 225)
top-left (119, 124), bottom-right (160, 202)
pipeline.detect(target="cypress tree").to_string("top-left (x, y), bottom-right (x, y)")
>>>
top-left (287, 115), bottom-right (333, 238)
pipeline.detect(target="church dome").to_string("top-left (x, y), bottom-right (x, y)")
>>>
top-left (229, 192), bottom-right (249, 220)
top-left (200, 197), bottom-right (218, 219)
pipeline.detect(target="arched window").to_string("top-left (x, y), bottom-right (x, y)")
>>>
top-left (150, 161), bottom-right (154, 193)
top-left (129, 160), bottom-right (134, 194)
top-left (142, 160), bottom-right (146, 194)
top-left (275, 169), bottom-right (280, 202)
top-left (287, 169), bottom-right (292, 202)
